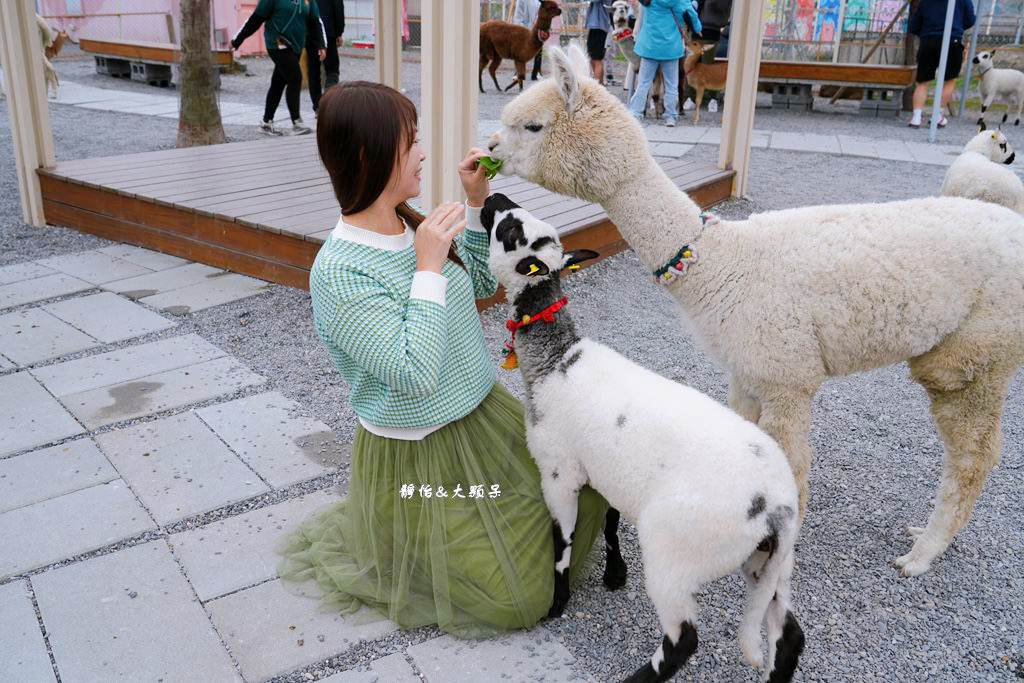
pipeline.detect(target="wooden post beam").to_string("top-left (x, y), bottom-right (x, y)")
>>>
top-left (374, 0), bottom-right (401, 88)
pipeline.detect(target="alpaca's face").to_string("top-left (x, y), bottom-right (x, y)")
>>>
top-left (539, 0), bottom-right (562, 23)
top-left (973, 130), bottom-right (1016, 164)
top-left (611, 1), bottom-right (631, 30)
top-left (480, 193), bottom-right (566, 293)
top-left (488, 44), bottom-right (646, 202)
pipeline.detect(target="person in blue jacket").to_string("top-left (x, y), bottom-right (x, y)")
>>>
top-left (628, 0), bottom-right (701, 126)
top-left (907, 0), bottom-right (976, 128)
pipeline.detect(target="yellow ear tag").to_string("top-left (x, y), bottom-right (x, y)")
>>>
top-left (528, 264), bottom-right (540, 276)
top-left (568, 264), bottom-right (581, 271)
top-left (501, 350), bottom-right (519, 369)
top-left (992, 133), bottom-right (998, 139)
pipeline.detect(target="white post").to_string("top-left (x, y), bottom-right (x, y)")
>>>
top-left (959, 0), bottom-right (988, 117)
top-left (832, 0), bottom-right (846, 63)
top-left (0, 0), bottom-right (56, 227)
top-left (928, 0), bottom-right (957, 142)
top-left (718, 0), bottom-right (767, 198)
top-left (420, 0), bottom-right (479, 210)
top-left (374, 0), bottom-right (401, 88)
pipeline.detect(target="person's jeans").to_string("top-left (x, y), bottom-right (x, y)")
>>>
top-left (627, 57), bottom-right (679, 122)
top-left (265, 47), bottom-right (302, 122)
top-left (307, 37), bottom-right (341, 109)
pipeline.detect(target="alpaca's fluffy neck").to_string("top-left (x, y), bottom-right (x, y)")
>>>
top-left (511, 276), bottom-right (581, 387)
top-left (601, 157), bottom-right (706, 273)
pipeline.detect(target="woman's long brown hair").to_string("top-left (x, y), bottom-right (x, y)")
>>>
top-left (316, 81), bottom-right (463, 269)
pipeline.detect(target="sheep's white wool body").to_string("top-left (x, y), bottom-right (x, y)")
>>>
top-left (941, 130), bottom-right (1024, 213)
top-left (488, 43), bottom-right (1024, 578)
top-left (974, 51), bottom-right (1024, 125)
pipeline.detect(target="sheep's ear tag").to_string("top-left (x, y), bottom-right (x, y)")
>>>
top-left (992, 132), bottom-right (998, 139)
top-left (501, 350), bottom-right (519, 370)
top-left (528, 264), bottom-right (541, 276)
top-left (568, 264), bottom-right (581, 271)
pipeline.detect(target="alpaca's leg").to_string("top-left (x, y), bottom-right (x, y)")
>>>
top-left (729, 375), bottom-right (762, 424)
top-left (897, 357), bottom-right (1015, 576)
top-left (693, 86), bottom-right (704, 125)
top-left (479, 59), bottom-right (486, 93)
top-left (504, 61), bottom-right (526, 92)
top-left (602, 507), bottom-right (628, 589)
top-left (542, 477), bottom-right (579, 617)
top-left (489, 57), bottom-right (502, 91)
top-left (756, 388), bottom-right (816, 519)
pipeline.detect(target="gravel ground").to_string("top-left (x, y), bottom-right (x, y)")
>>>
top-left (3, 78), bottom-right (1024, 682)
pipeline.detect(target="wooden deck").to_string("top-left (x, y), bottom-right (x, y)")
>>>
top-left (37, 136), bottom-right (734, 292)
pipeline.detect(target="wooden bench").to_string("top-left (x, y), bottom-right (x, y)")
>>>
top-left (755, 61), bottom-right (916, 116)
top-left (80, 38), bottom-right (234, 88)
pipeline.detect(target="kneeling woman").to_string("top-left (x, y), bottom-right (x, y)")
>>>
top-left (278, 81), bottom-right (608, 638)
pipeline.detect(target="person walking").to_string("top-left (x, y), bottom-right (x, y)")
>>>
top-left (306, 0), bottom-right (344, 113)
top-left (277, 81), bottom-right (609, 638)
top-left (232, 0), bottom-right (327, 135)
top-left (907, 0), bottom-right (976, 129)
top-left (628, 0), bottom-right (701, 126)
top-left (586, 0), bottom-right (613, 85)
top-left (514, 0), bottom-right (545, 81)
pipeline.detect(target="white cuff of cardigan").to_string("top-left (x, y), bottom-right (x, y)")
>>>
top-left (465, 202), bottom-right (486, 232)
top-left (410, 270), bottom-right (448, 306)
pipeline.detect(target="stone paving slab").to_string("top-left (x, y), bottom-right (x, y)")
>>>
top-left (60, 355), bottom-right (265, 429)
top-left (321, 670), bottom-right (377, 683)
top-left (0, 353), bottom-right (14, 371)
top-left (0, 307), bottom-right (97, 366)
top-left (169, 490), bottom-right (336, 601)
top-left (770, 131), bottom-right (841, 154)
top-left (140, 272), bottom-right (271, 316)
top-left (0, 581), bottom-right (56, 683)
top-left (42, 291), bottom-right (175, 344)
top-left (32, 541), bottom-right (241, 683)
top-left (0, 438), bottom-right (118, 514)
top-left (837, 135), bottom-right (881, 159)
top-left (0, 273), bottom-right (92, 310)
top-left (103, 262), bottom-right (225, 300)
top-left (0, 371), bottom-right (84, 457)
top-left (407, 629), bottom-right (595, 683)
top-left (648, 141), bottom-right (693, 158)
top-left (0, 480), bottom-right (154, 577)
top-left (95, 412), bottom-right (270, 525)
top-left (367, 652), bottom-right (420, 682)
top-left (0, 261), bottom-right (57, 285)
top-left (197, 392), bottom-right (345, 488)
top-left (206, 579), bottom-right (398, 682)
top-left (96, 243), bottom-right (188, 271)
top-left (35, 250), bottom-right (153, 285)
top-left (32, 333), bottom-right (225, 397)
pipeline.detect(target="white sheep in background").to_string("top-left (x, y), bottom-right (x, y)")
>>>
top-left (480, 192), bottom-right (804, 683)
top-left (941, 128), bottom-right (1024, 213)
top-left (972, 50), bottom-right (1024, 127)
top-left (486, 44), bottom-right (1024, 578)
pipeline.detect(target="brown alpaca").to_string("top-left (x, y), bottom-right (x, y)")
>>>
top-left (479, 0), bottom-right (561, 93)
top-left (46, 28), bottom-right (72, 61)
top-left (683, 38), bottom-right (727, 124)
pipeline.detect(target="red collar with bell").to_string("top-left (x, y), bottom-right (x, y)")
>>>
top-left (501, 296), bottom-right (569, 369)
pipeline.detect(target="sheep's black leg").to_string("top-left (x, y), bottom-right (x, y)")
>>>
top-left (766, 611), bottom-right (805, 683)
top-left (602, 507), bottom-right (628, 590)
top-left (548, 521), bottom-right (573, 617)
top-left (621, 621), bottom-right (698, 683)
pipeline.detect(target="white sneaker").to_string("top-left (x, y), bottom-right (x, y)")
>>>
top-left (259, 120), bottom-right (282, 136)
top-left (665, 118), bottom-right (677, 127)
top-left (708, 99), bottom-right (718, 113)
top-left (682, 97), bottom-right (695, 111)
top-left (287, 118), bottom-right (312, 136)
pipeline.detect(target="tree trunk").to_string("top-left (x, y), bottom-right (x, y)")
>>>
top-left (177, 0), bottom-right (225, 147)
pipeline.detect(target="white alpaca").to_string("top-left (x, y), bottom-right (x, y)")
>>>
top-left (941, 129), bottom-right (1024, 213)
top-left (480, 193), bottom-right (803, 683)
top-left (973, 50), bottom-right (1024, 127)
top-left (487, 44), bottom-right (1024, 577)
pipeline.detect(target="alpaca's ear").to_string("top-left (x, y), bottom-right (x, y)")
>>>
top-left (548, 46), bottom-right (583, 111)
top-left (561, 249), bottom-right (600, 271)
top-left (566, 42), bottom-right (591, 79)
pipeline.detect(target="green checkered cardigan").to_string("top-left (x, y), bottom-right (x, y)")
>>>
top-left (310, 226), bottom-right (499, 429)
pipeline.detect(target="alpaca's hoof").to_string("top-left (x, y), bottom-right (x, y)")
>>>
top-left (906, 526), bottom-right (925, 540)
top-left (894, 550), bottom-right (932, 577)
top-left (602, 555), bottom-right (628, 590)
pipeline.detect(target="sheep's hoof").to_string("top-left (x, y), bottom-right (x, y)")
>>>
top-left (547, 592), bottom-right (569, 618)
top-left (602, 554), bottom-right (628, 590)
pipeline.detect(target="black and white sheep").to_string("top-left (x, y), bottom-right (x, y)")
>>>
top-left (941, 129), bottom-right (1024, 213)
top-left (480, 193), bottom-right (805, 683)
top-left (973, 50), bottom-right (1024, 127)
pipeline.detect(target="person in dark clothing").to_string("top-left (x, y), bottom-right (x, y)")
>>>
top-left (306, 0), bottom-right (344, 113)
top-left (907, 0), bottom-right (976, 128)
top-left (232, 0), bottom-right (327, 136)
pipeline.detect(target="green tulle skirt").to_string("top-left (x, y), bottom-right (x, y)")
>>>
top-left (277, 383), bottom-right (609, 639)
